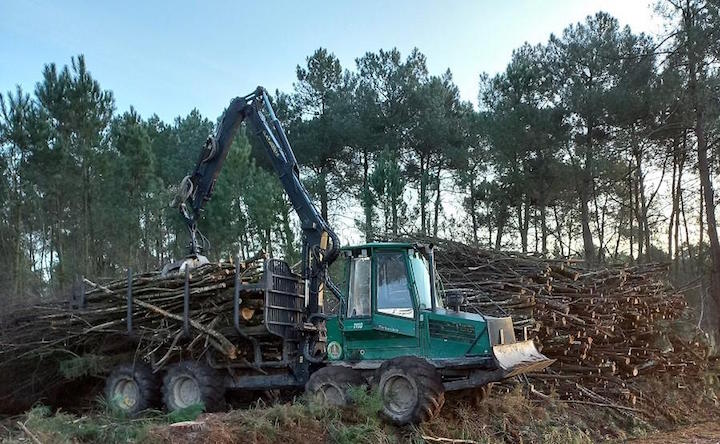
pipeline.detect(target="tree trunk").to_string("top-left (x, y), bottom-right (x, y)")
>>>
top-left (534, 209), bottom-right (539, 253)
top-left (695, 104), bottom-right (720, 327)
top-left (614, 201), bottom-right (623, 260)
top-left (517, 202), bottom-right (529, 253)
top-left (419, 154), bottom-right (427, 236)
top-left (633, 162), bottom-right (644, 262)
top-left (265, 226), bottom-right (272, 258)
top-left (495, 207), bottom-right (507, 250)
top-left (319, 171), bottom-right (329, 222)
top-left (674, 134), bottom-right (687, 272)
top-left (680, 184), bottom-right (692, 271)
top-left (668, 138), bottom-right (678, 268)
top-left (579, 123), bottom-right (596, 264)
top-left (362, 148), bottom-right (373, 241)
top-left (552, 205), bottom-right (565, 257)
top-left (686, 8), bottom-right (720, 333)
top-left (628, 159), bottom-right (634, 263)
top-left (391, 192), bottom-right (398, 236)
top-left (579, 192), bottom-right (594, 262)
top-left (432, 160), bottom-right (442, 237)
top-left (540, 204), bottom-right (548, 255)
top-left (469, 179), bottom-right (478, 246)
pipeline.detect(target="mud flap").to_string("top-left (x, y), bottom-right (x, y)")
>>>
top-left (492, 340), bottom-right (555, 378)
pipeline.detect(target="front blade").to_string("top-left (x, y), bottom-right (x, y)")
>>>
top-left (492, 340), bottom-right (555, 378)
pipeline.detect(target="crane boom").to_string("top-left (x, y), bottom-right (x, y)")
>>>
top-left (175, 86), bottom-right (340, 315)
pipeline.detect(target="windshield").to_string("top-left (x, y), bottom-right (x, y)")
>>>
top-left (376, 252), bottom-right (414, 318)
top-left (409, 253), bottom-right (442, 310)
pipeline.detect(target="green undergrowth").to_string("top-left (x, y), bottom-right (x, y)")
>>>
top-left (58, 354), bottom-right (115, 380)
top-left (2, 398), bottom-right (205, 444)
top-left (4, 372), bottom-right (720, 443)
top-left (146, 388), bottom-right (393, 444)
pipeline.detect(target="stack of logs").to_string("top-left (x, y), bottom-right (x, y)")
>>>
top-left (429, 237), bottom-right (709, 410)
top-left (0, 257), bottom-right (273, 408)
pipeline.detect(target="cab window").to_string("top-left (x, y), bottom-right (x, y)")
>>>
top-left (346, 257), bottom-right (371, 317)
top-left (376, 252), bottom-right (414, 318)
top-left (409, 254), bottom-right (432, 310)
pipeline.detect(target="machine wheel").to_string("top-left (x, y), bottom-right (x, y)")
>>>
top-left (305, 366), bottom-right (367, 407)
top-left (374, 356), bottom-right (445, 425)
top-left (104, 362), bottom-right (160, 415)
top-left (162, 361), bottom-right (224, 412)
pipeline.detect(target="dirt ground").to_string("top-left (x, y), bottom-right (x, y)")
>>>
top-left (631, 422), bottom-right (720, 443)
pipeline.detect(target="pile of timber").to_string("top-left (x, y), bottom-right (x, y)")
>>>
top-left (428, 237), bottom-right (710, 410)
top-left (0, 236), bottom-right (711, 414)
top-left (0, 257), bottom-right (271, 409)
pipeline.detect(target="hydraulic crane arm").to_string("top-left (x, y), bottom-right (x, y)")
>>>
top-left (175, 86), bottom-right (340, 315)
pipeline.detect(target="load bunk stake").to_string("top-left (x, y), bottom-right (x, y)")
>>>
top-left (183, 267), bottom-right (190, 336)
top-left (126, 268), bottom-right (133, 334)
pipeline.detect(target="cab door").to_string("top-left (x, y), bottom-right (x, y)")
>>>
top-left (342, 250), bottom-right (420, 360)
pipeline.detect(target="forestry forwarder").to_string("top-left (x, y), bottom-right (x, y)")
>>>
top-left (104, 87), bottom-right (554, 425)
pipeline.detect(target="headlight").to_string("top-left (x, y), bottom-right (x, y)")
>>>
top-left (327, 341), bottom-right (342, 360)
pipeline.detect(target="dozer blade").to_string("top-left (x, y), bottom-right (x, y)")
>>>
top-left (492, 340), bottom-right (555, 378)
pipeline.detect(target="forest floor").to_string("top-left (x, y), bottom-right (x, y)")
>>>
top-left (2, 372), bottom-right (719, 444)
top-left (630, 422), bottom-right (720, 443)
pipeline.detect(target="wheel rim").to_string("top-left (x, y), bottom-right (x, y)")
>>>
top-left (112, 377), bottom-right (140, 410)
top-left (381, 374), bottom-right (418, 417)
top-left (173, 375), bottom-right (201, 408)
top-left (315, 382), bottom-right (346, 406)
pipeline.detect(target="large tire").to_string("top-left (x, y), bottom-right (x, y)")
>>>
top-left (305, 366), bottom-right (367, 407)
top-left (104, 362), bottom-right (160, 416)
top-left (162, 361), bottom-right (224, 412)
top-left (374, 356), bottom-right (445, 425)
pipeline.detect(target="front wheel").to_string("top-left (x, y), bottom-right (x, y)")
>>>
top-left (374, 356), bottom-right (445, 425)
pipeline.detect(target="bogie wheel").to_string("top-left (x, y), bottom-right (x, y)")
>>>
top-left (105, 362), bottom-right (160, 416)
top-left (374, 356), bottom-right (445, 425)
top-left (162, 361), bottom-right (225, 412)
top-left (305, 366), bottom-right (367, 407)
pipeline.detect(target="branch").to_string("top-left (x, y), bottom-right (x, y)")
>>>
top-left (82, 278), bottom-right (237, 359)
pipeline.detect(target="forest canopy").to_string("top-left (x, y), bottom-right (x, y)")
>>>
top-left (1, 1), bottom-right (719, 335)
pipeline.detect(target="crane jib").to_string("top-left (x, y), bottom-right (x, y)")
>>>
top-left (173, 86), bottom-right (340, 318)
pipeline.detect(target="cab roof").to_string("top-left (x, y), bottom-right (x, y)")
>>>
top-left (341, 241), bottom-right (414, 251)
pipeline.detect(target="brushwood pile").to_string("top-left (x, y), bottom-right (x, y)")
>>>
top-left (430, 237), bottom-right (711, 412)
top-left (0, 238), bottom-right (712, 415)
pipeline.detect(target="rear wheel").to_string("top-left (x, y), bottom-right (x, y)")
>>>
top-left (162, 361), bottom-right (224, 412)
top-left (374, 356), bottom-right (445, 425)
top-left (105, 362), bottom-right (160, 415)
top-left (305, 366), bottom-right (366, 407)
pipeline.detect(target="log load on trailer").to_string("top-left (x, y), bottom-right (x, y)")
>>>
top-left (98, 87), bottom-right (554, 424)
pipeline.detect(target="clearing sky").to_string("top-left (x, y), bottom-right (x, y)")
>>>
top-left (2, 0), bottom-right (663, 122)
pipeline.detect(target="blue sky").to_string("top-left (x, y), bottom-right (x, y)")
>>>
top-left (1, 1), bottom-right (662, 123)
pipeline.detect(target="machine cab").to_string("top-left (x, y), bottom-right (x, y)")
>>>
top-left (326, 243), bottom-right (443, 361)
top-left (323, 242), bottom-right (552, 379)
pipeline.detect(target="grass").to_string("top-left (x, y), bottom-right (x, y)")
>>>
top-left (3, 396), bottom-right (206, 444)
top-left (4, 370), bottom-right (720, 443)
top-left (145, 388), bottom-right (392, 444)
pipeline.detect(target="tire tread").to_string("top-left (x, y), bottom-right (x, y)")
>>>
top-left (374, 356), bottom-right (445, 425)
